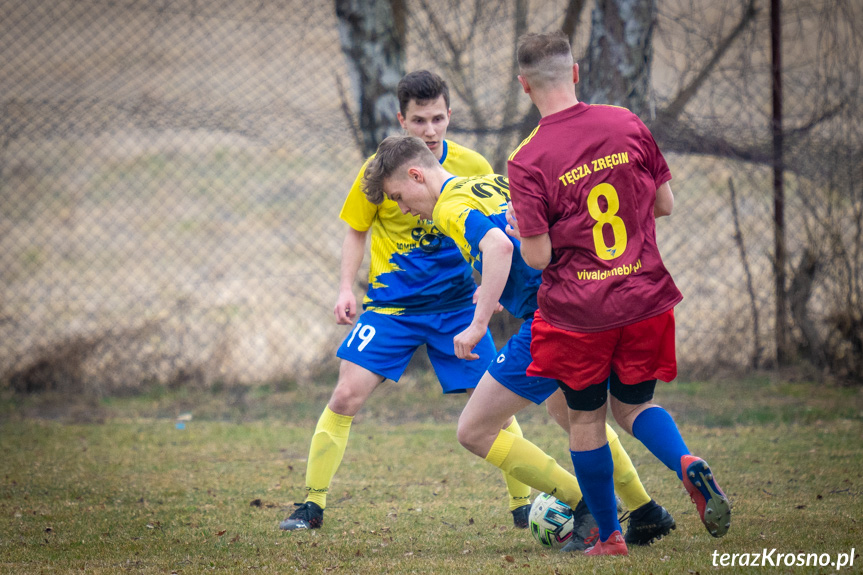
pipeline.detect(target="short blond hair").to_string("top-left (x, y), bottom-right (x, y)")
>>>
top-left (517, 32), bottom-right (574, 89)
top-left (363, 135), bottom-right (438, 204)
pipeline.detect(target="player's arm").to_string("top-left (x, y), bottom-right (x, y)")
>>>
top-left (519, 233), bottom-right (552, 270)
top-left (654, 180), bottom-right (673, 218)
top-left (336, 159), bottom-right (377, 325)
top-left (507, 201), bottom-right (551, 270)
top-left (334, 225), bottom-right (368, 325)
top-left (453, 227), bottom-right (513, 360)
top-left (471, 285), bottom-right (504, 314)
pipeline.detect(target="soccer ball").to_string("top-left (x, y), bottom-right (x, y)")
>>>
top-left (528, 492), bottom-right (574, 549)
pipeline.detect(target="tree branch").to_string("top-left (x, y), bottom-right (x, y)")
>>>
top-left (561, 0), bottom-right (586, 41)
top-left (661, 0), bottom-right (758, 122)
top-left (491, 0), bottom-right (528, 171)
top-left (728, 177), bottom-right (763, 368)
top-left (512, 0), bottom-right (588, 146)
top-left (334, 73), bottom-right (365, 155)
top-left (417, 0), bottom-right (488, 137)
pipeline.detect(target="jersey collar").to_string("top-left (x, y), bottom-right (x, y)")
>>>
top-left (440, 176), bottom-right (457, 194)
top-left (540, 102), bottom-right (589, 125)
top-left (438, 140), bottom-right (449, 164)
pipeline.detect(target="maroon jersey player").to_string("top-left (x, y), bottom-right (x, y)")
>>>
top-left (506, 31), bottom-right (731, 556)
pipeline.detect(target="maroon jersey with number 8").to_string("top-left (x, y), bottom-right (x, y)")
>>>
top-left (508, 102), bottom-right (682, 333)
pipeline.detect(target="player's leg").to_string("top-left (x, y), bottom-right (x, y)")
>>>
top-left (528, 311), bottom-right (627, 555)
top-left (464, 384), bottom-right (528, 525)
top-left (603, 424), bottom-right (648, 511)
top-left (488, 324), bottom-right (610, 551)
top-left (609, 309), bottom-right (730, 538)
top-left (550, 387), bottom-right (674, 546)
top-left (550, 390), bottom-right (653, 517)
top-left (558, 382), bottom-right (626, 555)
top-left (604, 416), bottom-right (676, 545)
top-left (539, 389), bottom-right (601, 552)
top-left (610, 390), bottom-right (731, 538)
top-left (279, 359), bottom-right (382, 531)
top-left (306, 360), bottom-right (383, 504)
top-left (280, 312), bottom-right (420, 531)
top-left (457, 320), bottom-right (587, 508)
top-left (544, 389), bottom-right (569, 429)
top-left (611, 393), bottom-right (730, 538)
top-left (458, 371), bottom-right (590, 508)
top-left (609, 378), bottom-right (686, 475)
top-left (425, 308), bottom-right (532, 525)
top-left (499, 412), bottom-right (531, 526)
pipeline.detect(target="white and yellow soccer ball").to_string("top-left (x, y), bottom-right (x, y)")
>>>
top-left (528, 492), bottom-right (574, 549)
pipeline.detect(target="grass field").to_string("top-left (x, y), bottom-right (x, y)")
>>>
top-left (1, 375), bottom-right (862, 574)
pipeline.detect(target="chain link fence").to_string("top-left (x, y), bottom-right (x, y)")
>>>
top-left (2, 0), bottom-right (860, 394)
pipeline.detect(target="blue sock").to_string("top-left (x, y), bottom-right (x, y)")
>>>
top-left (570, 443), bottom-right (620, 541)
top-left (631, 406), bottom-right (690, 480)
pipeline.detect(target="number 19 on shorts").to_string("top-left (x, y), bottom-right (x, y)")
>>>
top-left (347, 322), bottom-right (376, 351)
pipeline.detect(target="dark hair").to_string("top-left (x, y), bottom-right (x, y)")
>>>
top-left (516, 31), bottom-right (572, 68)
top-left (397, 70), bottom-right (450, 116)
top-left (363, 135), bottom-right (437, 205)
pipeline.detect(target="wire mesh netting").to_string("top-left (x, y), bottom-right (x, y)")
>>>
top-left (2, 0), bottom-right (860, 393)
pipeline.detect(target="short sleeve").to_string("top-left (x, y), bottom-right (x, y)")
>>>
top-left (473, 156), bottom-right (493, 176)
top-left (339, 159), bottom-right (378, 232)
top-left (635, 118), bottom-right (672, 189)
top-left (507, 159), bottom-right (550, 238)
top-left (433, 197), bottom-right (475, 263)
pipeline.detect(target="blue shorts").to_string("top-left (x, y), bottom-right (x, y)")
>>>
top-left (336, 307), bottom-right (497, 394)
top-left (487, 317), bottom-right (559, 404)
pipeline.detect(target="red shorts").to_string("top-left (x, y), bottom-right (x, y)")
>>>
top-left (527, 309), bottom-right (677, 391)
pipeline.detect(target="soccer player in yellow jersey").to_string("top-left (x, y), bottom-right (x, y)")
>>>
top-left (361, 134), bottom-right (677, 551)
top-left (280, 70), bottom-right (535, 531)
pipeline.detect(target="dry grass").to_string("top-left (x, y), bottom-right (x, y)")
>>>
top-left (1, 376), bottom-right (862, 574)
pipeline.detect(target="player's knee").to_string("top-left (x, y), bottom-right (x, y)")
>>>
top-left (545, 401), bottom-right (569, 431)
top-left (456, 416), bottom-right (485, 455)
top-left (328, 382), bottom-right (367, 415)
top-left (609, 401), bottom-right (632, 432)
top-left (328, 365), bottom-right (383, 415)
top-left (610, 399), bottom-right (649, 435)
top-left (455, 417), bottom-right (474, 449)
top-left (327, 395), bottom-right (355, 416)
top-left (609, 376), bottom-right (656, 433)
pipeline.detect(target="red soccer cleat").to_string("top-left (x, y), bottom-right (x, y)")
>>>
top-left (584, 530), bottom-right (628, 556)
top-left (681, 455), bottom-right (731, 537)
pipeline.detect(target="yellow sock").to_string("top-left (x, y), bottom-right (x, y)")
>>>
top-left (485, 429), bottom-right (583, 509)
top-left (304, 406), bottom-right (353, 509)
top-left (501, 417), bottom-right (532, 511)
top-left (606, 423), bottom-right (651, 512)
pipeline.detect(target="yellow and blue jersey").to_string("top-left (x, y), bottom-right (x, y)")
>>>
top-left (432, 174), bottom-right (542, 320)
top-left (340, 140), bottom-right (493, 315)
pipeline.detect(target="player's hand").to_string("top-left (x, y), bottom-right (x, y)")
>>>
top-left (505, 202), bottom-right (522, 241)
top-left (333, 290), bottom-right (358, 325)
top-left (454, 324), bottom-right (486, 360)
top-left (472, 285), bottom-right (504, 314)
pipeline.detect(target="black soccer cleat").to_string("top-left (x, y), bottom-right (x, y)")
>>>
top-left (511, 504), bottom-right (531, 529)
top-left (623, 499), bottom-right (676, 546)
top-left (560, 499), bottom-right (599, 552)
top-left (279, 501), bottom-right (324, 531)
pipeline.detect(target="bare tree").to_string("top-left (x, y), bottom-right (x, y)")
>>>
top-left (335, 0), bottom-right (407, 157)
top-left (579, 0), bottom-right (656, 117)
top-left (334, 0), bottom-right (863, 381)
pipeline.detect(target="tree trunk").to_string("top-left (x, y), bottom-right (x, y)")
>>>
top-left (581, 0), bottom-right (655, 117)
top-left (335, 0), bottom-right (406, 157)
